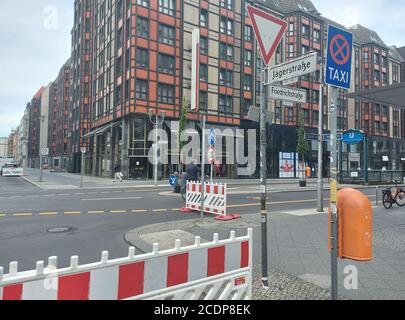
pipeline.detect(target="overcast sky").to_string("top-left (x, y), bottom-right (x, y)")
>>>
top-left (0, 1), bottom-right (404, 137)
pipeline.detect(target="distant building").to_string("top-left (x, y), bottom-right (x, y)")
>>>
top-left (0, 137), bottom-right (8, 158)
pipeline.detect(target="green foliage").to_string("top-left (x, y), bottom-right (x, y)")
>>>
top-left (296, 110), bottom-right (309, 155)
top-left (178, 96), bottom-right (188, 154)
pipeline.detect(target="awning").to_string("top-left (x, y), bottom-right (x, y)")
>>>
top-left (346, 82), bottom-right (405, 108)
top-left (83, 121), bottom-right (121, 138)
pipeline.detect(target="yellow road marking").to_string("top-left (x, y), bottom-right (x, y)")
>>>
top-left (171, 208), bottom-right (180, 211)
top-left (64, 211), bottom-right (81, 215)
top-left (39, 212), bottom-right (59, 216)
top-left (132, 209), bottom-right (148, 213)
top-left (0, 214), bottom-right (6, 217)
top-left (152, 209), bottom-right (167, 213)
top-left (110, 210), bottom-right (127, 213)
top-left (88, 210), bottom-right (105, 214)
top-left (13, 213), bottom-right (33, 217)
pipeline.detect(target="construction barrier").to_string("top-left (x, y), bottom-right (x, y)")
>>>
top-left (0, 229), bottom-right (253, 300)
top-left (183, 181), bottom-right (240, 220)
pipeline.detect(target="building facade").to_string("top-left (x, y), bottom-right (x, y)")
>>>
top-left (0, 137), bottom-right (8, 158)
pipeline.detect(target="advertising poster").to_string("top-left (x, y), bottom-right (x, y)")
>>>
top-left (279, 152), bottom-right (295, 178)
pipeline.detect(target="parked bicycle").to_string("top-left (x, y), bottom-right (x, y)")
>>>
top-left (382, 180), bottom-right (405, 209)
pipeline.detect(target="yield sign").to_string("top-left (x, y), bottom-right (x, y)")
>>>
top-left (247, 5), bottom-right (287, 66)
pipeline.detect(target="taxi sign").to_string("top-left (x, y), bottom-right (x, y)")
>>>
top-left (325, 25), bottom-right (353, 89)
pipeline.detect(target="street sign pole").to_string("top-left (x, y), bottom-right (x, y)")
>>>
top-left (317, 61), bottom-right (324, 213)
top-left (330, 86), bottom-right (338, 300)
top-left (260, 63), bottom-right (269, 290)
top-left (39, 154), bottom-right (43, 183)
top-left (200, 114), bottom-right (206, 224)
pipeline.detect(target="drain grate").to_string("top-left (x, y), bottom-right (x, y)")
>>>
top-left (47, 227), bottom-right (72, 234)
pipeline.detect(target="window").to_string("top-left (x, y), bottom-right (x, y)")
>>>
top-left (116, 56), bottom-right (122, 76)
top-left (158, 83), bottom-right (175, 104)
top-left (244, 75), bottom-right (252, 91)
top-left (244, 49), bottom-right (252, 66)
top-left (115, 85), bottom-right (122, 104)
top-left (289, 23), bottom-right (294, 35)
top-left (245, 25), bottom-right (253, 42)
top-left (301, 45), bottom-right (310, 55)
top-left (200, 64), bottom-right (208, 82)
top-left (289, 44), bottom-right (294, 58)
top-left (136, 17), bottom-right (149, 38)
top-left (313, 29), bottom-right (320, 42)
top-left (200, 9), bottom-right (208, 27)
top-left (136, 48), bottom-right (149, 68)
top-left (382, 56), bottom-right (387, 67)
top-left (137, 0), bottom-right (149, 7)
top-left (117, 0), bottom-right (123, 19)
top-left (136, 79), bottom-right (148, 100)
top-left (374, 121), bottom-right (380, 132)
top-left (219, 69), bottom-right (233, 86)
top-left (220, 0), bottom-right (233, 10)
top-left (382, 72), bottom-right (387, 84)
top-left (301, 25), bottom-right (309, 38)
top-left (158, 53), bottom-right (175, 74)
top-left (199, 91), bottom-right (208, 110)
top-left (200, 37), bottom-right (208, 55)
top-left (363, 70), bottom-right (369, 80)
top-left (117, 27), bottom-right (123, 48)
top-left (159, 0), bottom-right (175, 16)
top-left (374, 70), bottom-right (380, 82)
top-left (373, 53), bottom-right (380, 65)
top-left (158, 23), bottom-right (175, 46)
top-left (220, 43), bottom-right (234, 61)
top-left (382, 105), bottom-right (388, 117)
top-left (374, 104), bottom-right (380, 114)
top-left (219, 95), bottom-right (233, 113)
top-left (220, 17), bottom-right (233, 36)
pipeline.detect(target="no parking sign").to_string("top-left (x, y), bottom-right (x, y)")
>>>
top-left (325, 25), bottom-right (353, 90)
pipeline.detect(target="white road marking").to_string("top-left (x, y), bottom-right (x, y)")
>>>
top-left (81, 197), bottom-right (142, 201)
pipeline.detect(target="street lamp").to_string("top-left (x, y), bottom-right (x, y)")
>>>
top-left (148, 111), bottom-right (165, 186)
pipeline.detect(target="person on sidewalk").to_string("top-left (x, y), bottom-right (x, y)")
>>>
top-left (113, 161), bottom-right (123, 182)
top-left (186, 160), bottom-right (201, 182)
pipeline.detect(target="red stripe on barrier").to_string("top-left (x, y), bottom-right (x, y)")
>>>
top-left (241, 241), bottom-right (249, 268)
top-left (58, 272), bottom-right (90, 300)
top-left (2, 284), bottom-right (23, 300)
top-left (167, 253), bottom-right (189, 287)
top-left (207, 246), bottom-right (225, 276)
top-left (214, 185), bottom-right (218, 195)
top-left (118, 262), bottom-right (145, 299)
top-left (192, 183), bottom-right (196, 192)
top-left (206, 185), bottom-right (211, 194)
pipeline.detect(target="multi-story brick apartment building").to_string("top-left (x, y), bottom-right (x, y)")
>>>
top-left (27, 87), bottom-right (45, 168)
top-left (48, 60), bottom-right (72, 170)
top-left (70, 0), bottom-right (94, 174)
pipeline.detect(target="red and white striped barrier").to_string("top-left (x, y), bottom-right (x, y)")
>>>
top-left (0, 229), bottom-right (253, 300)
top-left (183, 181), bottom-right (240, 220)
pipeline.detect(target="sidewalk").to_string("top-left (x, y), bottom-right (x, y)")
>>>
top-left (124, 208), bottom-right (405, 300)
top-left (22, 167), bottom-right (375, 191)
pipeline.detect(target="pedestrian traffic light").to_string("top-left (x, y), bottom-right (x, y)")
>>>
top-left (329, 188), bottom-right (373, 261)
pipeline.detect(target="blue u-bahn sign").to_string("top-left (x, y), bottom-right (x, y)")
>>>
top-left (342, 130), bottom-right (364, 145)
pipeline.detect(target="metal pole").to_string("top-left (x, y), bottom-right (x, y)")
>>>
top-left (80, 154), bottom-right (84, 188)
top-left (317, 62), bottom-right (324, 212)
top-left (260, 62), bottom-right (269, 289)
top-left (364, 134), bottom-right (368, 185)
top-left (155, 114), bottom-right (158, 187)
top-left (200, 114), bottom-right (206, 223)
top-left (210, 163), bottom-right (213, 183)
top-left (39, 154), bottom-right (43, 182)
top-left (329, 86), bottom-right (338, 300)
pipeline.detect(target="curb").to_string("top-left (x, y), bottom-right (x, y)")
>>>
top-left (21, 176), bottom-right (45, 190)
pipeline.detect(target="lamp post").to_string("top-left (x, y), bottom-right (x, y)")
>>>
top-left (149, 111), bottom-right (165, 186)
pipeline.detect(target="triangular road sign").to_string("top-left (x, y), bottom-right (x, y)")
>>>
top-left (247, 5), bottom-right (287, 66)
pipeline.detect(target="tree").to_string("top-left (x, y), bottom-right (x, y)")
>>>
top-left (296, 110), bottom-right (309, 181)
top-left (178, 96), bottom-right (188, 170)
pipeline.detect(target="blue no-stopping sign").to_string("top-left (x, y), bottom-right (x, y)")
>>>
top-left (325, 25), bottom-right (353, 89)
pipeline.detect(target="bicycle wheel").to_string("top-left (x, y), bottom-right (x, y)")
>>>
top-left (382, 193), bottom-right (393, 209)
top-left (395, 190), bottom-right (405, 207)
top-left (181, 188), bottom-right (186, 201)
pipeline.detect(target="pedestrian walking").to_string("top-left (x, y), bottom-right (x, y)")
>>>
top-left (113, 161), bottom-right (123, 182)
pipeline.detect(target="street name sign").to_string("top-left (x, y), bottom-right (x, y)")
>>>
top-left (323, 133), bottom-right (343, 141)
top-left (325, 25), bottom-right (353, 89)
top-left (269, 85), bottom-right (307, 103)
top-left (267, 52), bottom-right (317, 84)
top-left (247, 5), bottom-right (287, 66)
top-left (305, 133), bottom-right (319, 141)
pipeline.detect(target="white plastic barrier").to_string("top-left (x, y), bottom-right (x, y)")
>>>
top-left (0, 229), bottom-right (253, 300)
top-left (186, 181), bottom-right (227, 216)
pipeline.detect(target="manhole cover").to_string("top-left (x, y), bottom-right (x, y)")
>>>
top-left (47, 227), bottom-right (72, 234)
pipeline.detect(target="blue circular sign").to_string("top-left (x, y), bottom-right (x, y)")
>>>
top-left (209, 129), bottom-right (216, 146)
top-left (342, 130), bottom-right (364, 145)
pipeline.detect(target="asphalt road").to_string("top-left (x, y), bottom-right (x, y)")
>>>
top-left (0, 175), bottom-right (379, 272)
